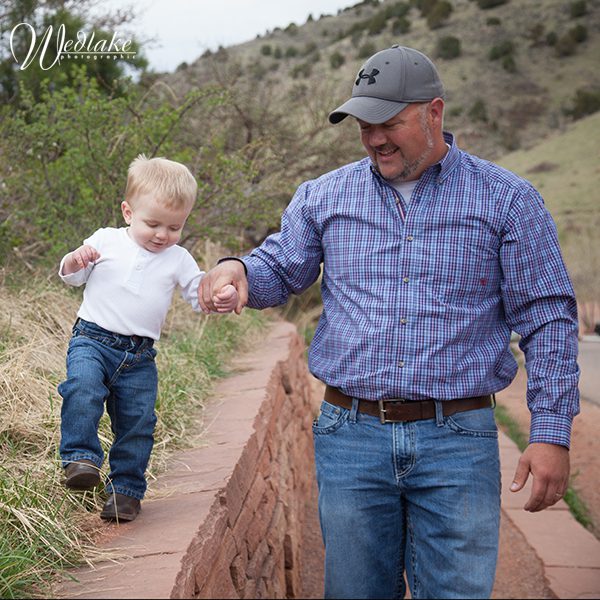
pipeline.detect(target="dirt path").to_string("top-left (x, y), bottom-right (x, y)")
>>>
top-left (496, 362), bottom-right (600, 539)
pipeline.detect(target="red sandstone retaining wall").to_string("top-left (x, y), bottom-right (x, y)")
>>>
top-left (56, 321), bottom-right (319, 599)
top-left (173, 323), bottom-right (317, 599)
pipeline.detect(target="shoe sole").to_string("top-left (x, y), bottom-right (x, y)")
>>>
top-left (100, 508), bottom-right (139, 522)
top-left (65, 472), bottom-right (101, 491)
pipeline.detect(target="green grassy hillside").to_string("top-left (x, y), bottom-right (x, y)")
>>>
top-left (499, 111), bottom-right (600, 304)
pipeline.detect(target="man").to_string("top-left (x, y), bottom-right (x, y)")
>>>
top-left (199, 46), bottom-right (579, 599)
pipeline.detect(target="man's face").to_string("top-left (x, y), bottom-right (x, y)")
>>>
top-left (358, 102), bottom-right (437, 183)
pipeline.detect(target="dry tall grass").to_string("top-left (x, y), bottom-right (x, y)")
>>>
top-left (0, 240), bottom-right (265, 598)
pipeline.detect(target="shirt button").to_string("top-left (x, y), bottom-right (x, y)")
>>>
top-left (398, 361), bottom-right (405, 368)
top-left (400, 318), bottom-right (407, 324)
top-left (403, 277), bottom-right (409, 283)
top-left (136, 264), bottom-right (143, 270)
top-left (406, 235), bottom-right (414, 241)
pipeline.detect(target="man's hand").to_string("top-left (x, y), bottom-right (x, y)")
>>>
top-left (62, 244), bottom-right (100, 275)
top-left (199, 260), bottom-right (248, 315)
top-left (510, 442), bottom-right (570, 512)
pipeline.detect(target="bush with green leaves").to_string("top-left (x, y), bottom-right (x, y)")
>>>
top-left (261, 44), bottom-right (273, 56)
top-left (0, 69), bottom-right (269, 265)
top-left (476, 0), bottom-right (508, 8)
top-left (489, 39), bottom-right (515, 60)
top-left (569, 24), bottom-right (588, 44)
top-left (555, 33), bottom-right (577, 57)
top-left (329, 51), bottom-right (346, 69)
top-left (469, 98), bottom-right (489, 122)
top-left (392, 17), bottom-right (411, 35)
top-left (570, 0), bottom-right (587, 18)
top-left (358, 42), bottom-right (377, 59)
top-left (565, 88), bottom-right (600, 119)
top-left (427, 1), bottom-right (453, 29)
top-left (436, 36), bottom-right (461, 59)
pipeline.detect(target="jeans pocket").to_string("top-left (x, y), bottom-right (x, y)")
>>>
top-left (312, 399), bottom-right (349, 435)
top-left (445, 407), bottom-right (498, 438)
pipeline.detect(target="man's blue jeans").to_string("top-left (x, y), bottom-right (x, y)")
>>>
top-left (313, 398), bottom-right (501, 599)
top-left (58, 319), bottom-right (158, 500)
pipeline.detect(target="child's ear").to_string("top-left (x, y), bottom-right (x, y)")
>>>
top-left (121, 201), bottom-right (133, 224)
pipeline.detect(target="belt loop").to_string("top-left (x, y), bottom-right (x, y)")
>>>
top-left (349, 398), bottom-right (360, 423)
top-left (491, 393), bottom-right (497, 409)
top-left (434, 400), bottom-right (444, 427)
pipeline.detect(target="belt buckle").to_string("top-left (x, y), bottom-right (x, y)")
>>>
top-left (378, 398), bottom-right (406, 424)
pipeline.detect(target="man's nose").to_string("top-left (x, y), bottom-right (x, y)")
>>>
top-left (365, 126), bottom-right (387, 147)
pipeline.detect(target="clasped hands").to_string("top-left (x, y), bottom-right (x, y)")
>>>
top-left (199, 260), bottom-right (248, 315)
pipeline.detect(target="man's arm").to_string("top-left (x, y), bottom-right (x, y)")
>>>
top-left (500, 186), bottom-right (579, 511)
top-left (199, 181), bottom-right (323, 313)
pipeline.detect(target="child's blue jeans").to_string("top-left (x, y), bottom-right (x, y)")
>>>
top-left (58, 318), bottom-right (158, 500)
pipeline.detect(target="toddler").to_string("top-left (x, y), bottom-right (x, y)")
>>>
top-left (58, 155), bottom-right (237, 522)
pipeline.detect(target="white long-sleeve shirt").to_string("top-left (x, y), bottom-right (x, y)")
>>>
top-left (59, 227), bottom-right (204, 340)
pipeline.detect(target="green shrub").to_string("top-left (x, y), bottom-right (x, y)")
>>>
top-left (415, 0), bottom-right (438, 17)
top-left (330, 51), bottom-right (346, 69)
top-left (565, 88), bottom-right (600, 119)
top-left (477, 0), bottom-right (508, 8)
top-left (285, 23), bottom-right (299, 36)
top-left (427, 1), bottom-right (453, 29)
top-left (260, 44), bottom-right (272, 56)
top-left (468, 98), bottom-right (488, 122)
top-left (546, 31), bottom-right (558, 46)
top-left (392, 16), bottom-right (411, 34)
top-left (358, 42), bottom-right (377, 58)
top-left (569, 24), bottom-right (588, 43)
top-left (555, 33), bottom-right (577, 56)
top-left (302, 42), bottom-right (318, 56)
top-left (570, 0), bottom-right (587, 18)
top-left (436, 36), bottom-right (461, 59)
top-left (367, 12), bottom-right (389, 35)
top-left (385, 2), bottom-right (411, 18)
top-left (291, 62), bottom-right (312, 79)
top-left (273, 46), bottom-right (283, 59)
top-left (486, 16), bottom-right (501, 25)
top-left (285, 46), bottom-right (299, 58)
top-left (501, 54), bottom-right (517, 72)
top-left (489, 39), bottom-right (514, 60)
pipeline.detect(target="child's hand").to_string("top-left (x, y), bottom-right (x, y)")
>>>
top-left (64, 244), bottom-right (100, 274)
top-left (212, 283), bottom-right (239, 313)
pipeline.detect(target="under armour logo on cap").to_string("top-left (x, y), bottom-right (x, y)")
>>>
top-left (329, 45), bottom-right (445, 125)
top-left (355, 68), bottom-right (380, 86)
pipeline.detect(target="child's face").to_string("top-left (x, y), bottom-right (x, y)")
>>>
top-left (121, 195), bottom-right (191, 253)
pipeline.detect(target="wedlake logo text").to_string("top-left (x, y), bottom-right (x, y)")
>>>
top-left (10, 23), bottom-right (136, 71)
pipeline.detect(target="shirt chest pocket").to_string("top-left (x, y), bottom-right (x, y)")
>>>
top-left (421, 240), bottom-right (501, 306)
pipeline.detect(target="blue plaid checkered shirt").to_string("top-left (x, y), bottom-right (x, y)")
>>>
top-left (243, 133), bottom-right (580, 447)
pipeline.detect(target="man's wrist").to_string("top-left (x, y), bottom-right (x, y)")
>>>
top-left (217, 257), bottom-right (248, 276)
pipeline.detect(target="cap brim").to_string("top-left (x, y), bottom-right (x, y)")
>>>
top-left (328, 97), bottom-right (409, 124)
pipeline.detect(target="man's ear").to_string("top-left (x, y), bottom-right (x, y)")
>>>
top-left (121, 200), bottom-right (133, 224)
top-left (429, 97), bottom-right (445, 126)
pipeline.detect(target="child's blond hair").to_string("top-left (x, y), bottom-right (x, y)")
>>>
top-left (125, 154), bottom-right (197, 209)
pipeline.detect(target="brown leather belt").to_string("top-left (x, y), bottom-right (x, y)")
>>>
top-left (324, 385), bottom-right (493, 424)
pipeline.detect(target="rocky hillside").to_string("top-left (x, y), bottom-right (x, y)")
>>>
top-left (162, 0), bottom-right (599, 162)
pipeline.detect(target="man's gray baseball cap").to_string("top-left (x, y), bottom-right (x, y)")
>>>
top-left (329, 45), bottom-right (444, 124)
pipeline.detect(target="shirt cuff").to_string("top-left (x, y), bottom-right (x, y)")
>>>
top-left (529, 410), bottom-right (573, 449)
top-left (217, 256), bottom-right (248, 276)
top-left (58, 255), bottom-right (89, 287)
